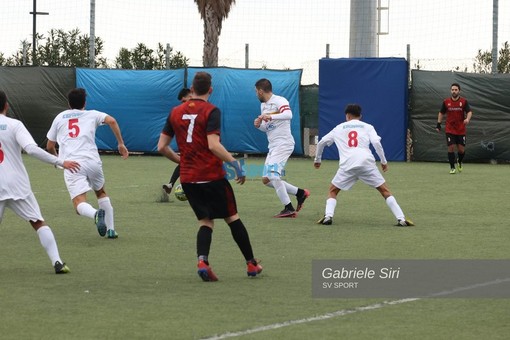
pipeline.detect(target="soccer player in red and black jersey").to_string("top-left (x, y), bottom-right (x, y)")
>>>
top-left (436, 83), bottom-right (473, 174)
top-left (157, 72), bottom-right (262, 282)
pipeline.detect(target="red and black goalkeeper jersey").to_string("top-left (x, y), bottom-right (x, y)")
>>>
top-left (162, 99), bottom-right (225, 183)
top-left (440, 97), bottom-right (471, 135)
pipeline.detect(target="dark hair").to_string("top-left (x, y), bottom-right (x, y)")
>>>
top-left (192, 72), bottom-right (212, 96)
top-left (451, 83), bottom-right (461, 90)
top-left (255, 78), bottom-right (272, 93)
top-left (344, 104), bottom-right (362, 117)
top-left (177, 88), bottom-right (191, 101)
top-left (68, 88), bottom-right (86, 109)
top-left (0, 90), bottom-right (6, 112)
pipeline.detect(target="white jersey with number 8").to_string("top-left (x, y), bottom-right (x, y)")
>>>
top-left (316, 120), bottom-right (387, 172)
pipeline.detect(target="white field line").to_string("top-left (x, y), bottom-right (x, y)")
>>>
top-left (201, 278), bottom-right (510, 340)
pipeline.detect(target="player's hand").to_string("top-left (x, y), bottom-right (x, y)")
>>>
top-left (227, 160), bottom-right (246, 185)
top-left (314, 162), bottom-right (321, 169)
top-left (260, 114), bottom-right (272, 122)
top-left (464, 118), bottom-right (470, 125)
top-left (381, 163), bottom-right (388, 172)
top-left (118, 144), bottom-right (129, 159)
top-left (254, 117), bottom-right (262, 128)
top-left (436, 122), bottom-right (441, 132)
top-left (62, 160), bottom-right (80, 173)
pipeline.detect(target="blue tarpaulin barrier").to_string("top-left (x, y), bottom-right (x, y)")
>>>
top-left (318, 58), bottom-right (408, 161)
top-left (77, 67), bottom-right (302, 154)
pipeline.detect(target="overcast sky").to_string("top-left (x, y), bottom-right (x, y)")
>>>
top-left (3, 0), bottom-right (509, 84)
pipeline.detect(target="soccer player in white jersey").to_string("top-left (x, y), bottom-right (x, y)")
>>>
top-left (46, 88), bottom-right (129, 239)
top-left (0, 90), bottom-right (80, 273)
top-left (314, 104), bottom-right (414, 227)
top-left (254, 78), bottom-right (310, 218)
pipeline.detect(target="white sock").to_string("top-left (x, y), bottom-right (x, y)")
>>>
top-left (325, 198), bottom-right (337, 218)
top-left (269, 178), bottom-right (291, 205)
top-left (37, 226), bottom-right (62, 265)
top-left (386, 196), bottom-right (405, 220)
top-left (76, 202), bottom-right (98, 219)
top-left (281, 180), bottom-right (298, 196)
top-left (98, 197), bottom-right (114, 231)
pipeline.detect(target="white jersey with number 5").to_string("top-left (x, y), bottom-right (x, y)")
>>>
top-left (46, 109), bottom-right (107, 162)
top-left (316, 120), bottom-right (387, 171)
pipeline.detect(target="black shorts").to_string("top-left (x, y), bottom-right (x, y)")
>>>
top-left (446, 133), bottom-right (466, 146)
top-left (182, 178), bottom-right (238, 220)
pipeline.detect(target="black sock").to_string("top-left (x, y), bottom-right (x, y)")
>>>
top-left (197, 225), bottom-right (212, 259)
top-left (170, 165), bottom-right (180, 186)
top-left (296, 188), bottom-right (304, 197)
top-left (285, 203), bottom-right (295, 211)
top-left (458, 152), bottom-right (465, 165)
top-left (228, 219), bottom-right (254, 261)
top-left (448, 152), bottom-right (455, 169)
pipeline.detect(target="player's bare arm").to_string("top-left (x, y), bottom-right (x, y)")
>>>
top-left (157, 133), bottom-right (180, 163)
top-left (464, 111), bottom-right (473, 125)
top-left (104, 115), bottom-right (129, 159)
top-left (46, 140), bottom-right (58, 156)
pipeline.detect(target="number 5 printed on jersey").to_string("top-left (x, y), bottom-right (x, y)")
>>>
top-left (68, 118), bottom-right (80, 138)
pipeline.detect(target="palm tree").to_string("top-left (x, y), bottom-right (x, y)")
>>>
top-left (194, 0), bottom-right (236, 67)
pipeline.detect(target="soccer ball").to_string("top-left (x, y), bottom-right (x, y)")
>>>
top-left (174, 184), bottom-right (187, 201)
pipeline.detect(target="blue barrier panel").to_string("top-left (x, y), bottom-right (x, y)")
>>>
top-left (77, 68), bottom-right (185, 152)
top-left (318, 58), bottom-right (408, 161)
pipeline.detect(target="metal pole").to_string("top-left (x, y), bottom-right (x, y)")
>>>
top-left (22, 41), bottom-right (27, 66)
top-left (32, 0), bottom-right (36, 64)
top-left (491, 0), bottom-right (499, 74)
top-left (29, 0), bottom-right (49, 65)
top-left (245, 44), bottom-right (249, 68)
top-left (326, 44), bottom-right (330, 58)
top-left (166, 43), bottom-right (171, 69)
top-left (349, 0), bottom-right (377, 57)
top-left (89, 0), bottom-right (96, 68)
top-left (406, 44), bottom-right (411, 87)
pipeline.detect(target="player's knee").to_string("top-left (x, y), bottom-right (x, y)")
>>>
top-left (95, 188), bottom-right (106, 199)
top-left (30, 220), bottom-right (44, 230)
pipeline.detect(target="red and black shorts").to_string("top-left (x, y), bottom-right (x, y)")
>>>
top-left (182, 178), bottom-right (238, 220)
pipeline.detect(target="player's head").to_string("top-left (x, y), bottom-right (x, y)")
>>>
top-left (255, 78), bottom-right (272, 102)
top-left (192, 72), bottom-right (212, 96)
top-left (177, 88), bottom-right (191, 103)
top-left (344, 104), bottom-right (362, 119)
top-left (450, 83), bottom-right (461, 99)
top-left (0, 90), bottom-right (7, 113)
top-left (68, 88), bottom-right (87, 109)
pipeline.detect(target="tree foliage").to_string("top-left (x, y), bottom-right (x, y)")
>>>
top-left (473, 41), bottom-right (510, 74)
top-left (194, 0), bottom-right (236, 67)
top-left (0, 28), bottom-right (188, 69)
top-left (114, 43), bottom-right (188, 70)
top-left (3, 29), bottom-right (108, 67)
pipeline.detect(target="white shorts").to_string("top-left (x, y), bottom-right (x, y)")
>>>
top-left (64, 159), bottom-right (105, 199)
top-left (263, 144), bottom-right (293, 179)
top-left (331, 165), bottom-right (386, 191)
top-left (0, 193), bottom-right (43, 223)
